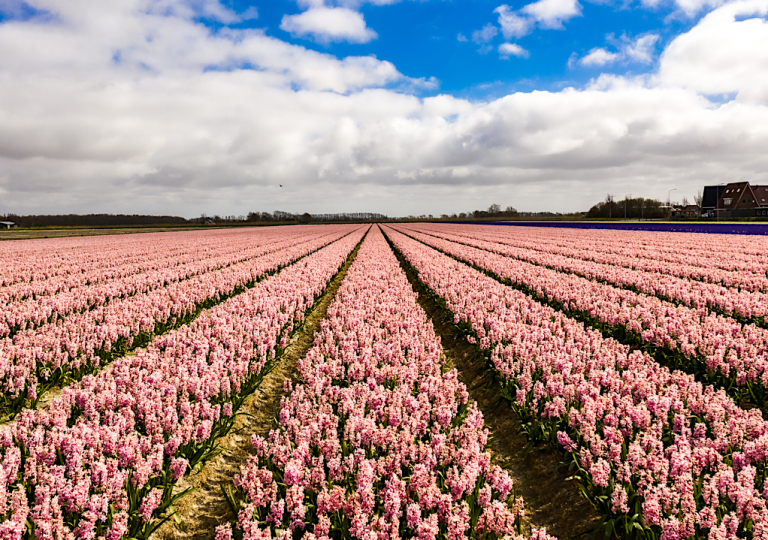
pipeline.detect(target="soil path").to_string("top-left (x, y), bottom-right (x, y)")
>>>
top-left (386, 229), bottom-right (601, 538)
top-left (154, 239), bottom-right (363, 540)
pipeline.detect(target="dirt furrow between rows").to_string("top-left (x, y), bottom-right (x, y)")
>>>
top-left (389, 234), bottom-right (601, 539)
top-left (153, 238), bottom-right (364, 540)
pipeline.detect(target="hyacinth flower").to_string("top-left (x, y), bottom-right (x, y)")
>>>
top-left (0, 228), bottom-right (366, 540)
top-left (393, 225), bottom-right (768, 413)
top-left (385, 225), bottom-right (768, 540)
top-left (0, 225), bottom-right (336, 290)
top-left (415, 223), bottom-right (768, 293)
top-left (0, 227), bottom-right (345, 334)
top-left (223, 226), bottom-right (555, 540)
top-left (0, 227), bottom-right (358, 419)
top-left (404, 223), bottom-right (768, 325)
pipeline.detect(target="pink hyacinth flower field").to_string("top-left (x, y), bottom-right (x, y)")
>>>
top-left (4, 222), bottom-right (768, 540)
top-left (222, 226), bottom-right (554, 540)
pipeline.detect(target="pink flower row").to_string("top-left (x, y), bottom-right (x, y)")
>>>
top-left (0, 226), bottom-right (366, 540)
top-left (459, 224), bottom-right (768, 292)
top-left (0, 227), bottom-right (341, 335)
top-left (385, 225), bottom-right (768, 540)
top-left (225, 226), bottom-right (553, 540)
top-left (407, 223), bottom-right (768, 320)
top-left (394, 226), bottom-right (768, 396)
top-left (0, 227), bottom-right (357, 411)
top-left (453, 224), bottom-right (768, 279)
top-left (0, 231), bottom-right (224, 304)
top-left (0, 228), bottom-right (259, 291)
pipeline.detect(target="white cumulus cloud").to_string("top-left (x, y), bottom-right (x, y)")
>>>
top-left (624, 34), bottom-right (660, 63)
top-left (499, 42), bottom-right (529, 58)
top-left (495, 5), bottom-right (533, 38)
top-left (521, 0), bottom-right (581, 28)
top-left (295, 0), bottom-right (407, 9)
top-left (580, 48), bottom-right (619, 66)
top-left (657, 0), bottom-right (768, 103)
top-left (239, 6), bottom-right (259, 20)
top-left (666, 0), bottom-right (726, 16)
top-left (493, 0), bottom-right (580, 41)
top-left (0, 0), bottom-right (768, 217)
top-left (577, 34), bottom-right (660, 67)
top-left (281, 6), bottom-right (377, 44)
top-left (472, 23), bottom-right (499, 44)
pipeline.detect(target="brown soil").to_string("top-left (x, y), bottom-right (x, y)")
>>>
top-left (153, 239), bottom-right (363, 540)
top-left (388, 232), bottom-right (600, 539)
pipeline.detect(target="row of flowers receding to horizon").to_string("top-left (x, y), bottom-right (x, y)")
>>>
top-left (220, 226), bottom-right (554, 540)
top-left (0, 226), bottom-right (302, 292)
top-left (446, 224), bottom-right (768, 284)
top-left (0, 227), bottom-right (358, 419)
top-left (395, 225), bottom-right (768, 413)
top-left (448, 222), bottom-right (768, 286)
top-left (384, 225), bottom-right (768, 540)
top-left (1, 226), bottom-right (335, 335)
top-left (0, 227), bottom-right (366, 540)
top-left (406, 223), bottom-right (768, 327)
top-left (0, 230), bottom-right (204, 290)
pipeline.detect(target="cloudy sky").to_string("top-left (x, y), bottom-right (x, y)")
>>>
top-left (0, 0), bottom-right (766, 217)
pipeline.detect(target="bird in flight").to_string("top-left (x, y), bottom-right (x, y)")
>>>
top-left (279, 184), bottom-right (283, 187)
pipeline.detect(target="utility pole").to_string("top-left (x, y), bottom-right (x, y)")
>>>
top-left (715, 183), bottom-right (726, 222)
top-left (668, 188), bottom-right (677, 220)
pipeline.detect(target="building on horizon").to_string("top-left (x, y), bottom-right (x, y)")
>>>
top-left (702, 183), bottom-right (768, 218)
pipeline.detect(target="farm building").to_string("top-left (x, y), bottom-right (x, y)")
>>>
top-left (702, 182), bottom-right (768, 217)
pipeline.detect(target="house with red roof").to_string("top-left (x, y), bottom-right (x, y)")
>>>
top-left (715, 182), bottom-right (768, 217)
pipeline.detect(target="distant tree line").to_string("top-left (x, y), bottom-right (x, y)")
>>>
top-left (430, 205), bottom-right (579, 220)
top-left (432, 205), bottom-right (519, 220)
top-left (0, 211), bottom-right (391, 228)
top-left (0, 213), bottom-right (188, 227)
top-left (586, 196), bottom-right (667, 219)
top-left (2, 203), bottom-right (599, 228)
top-left (240, 211), bottom-right (388, 223)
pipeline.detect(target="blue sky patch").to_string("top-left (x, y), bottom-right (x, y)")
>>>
top-left (223, 0), bottom-right (703, 99)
